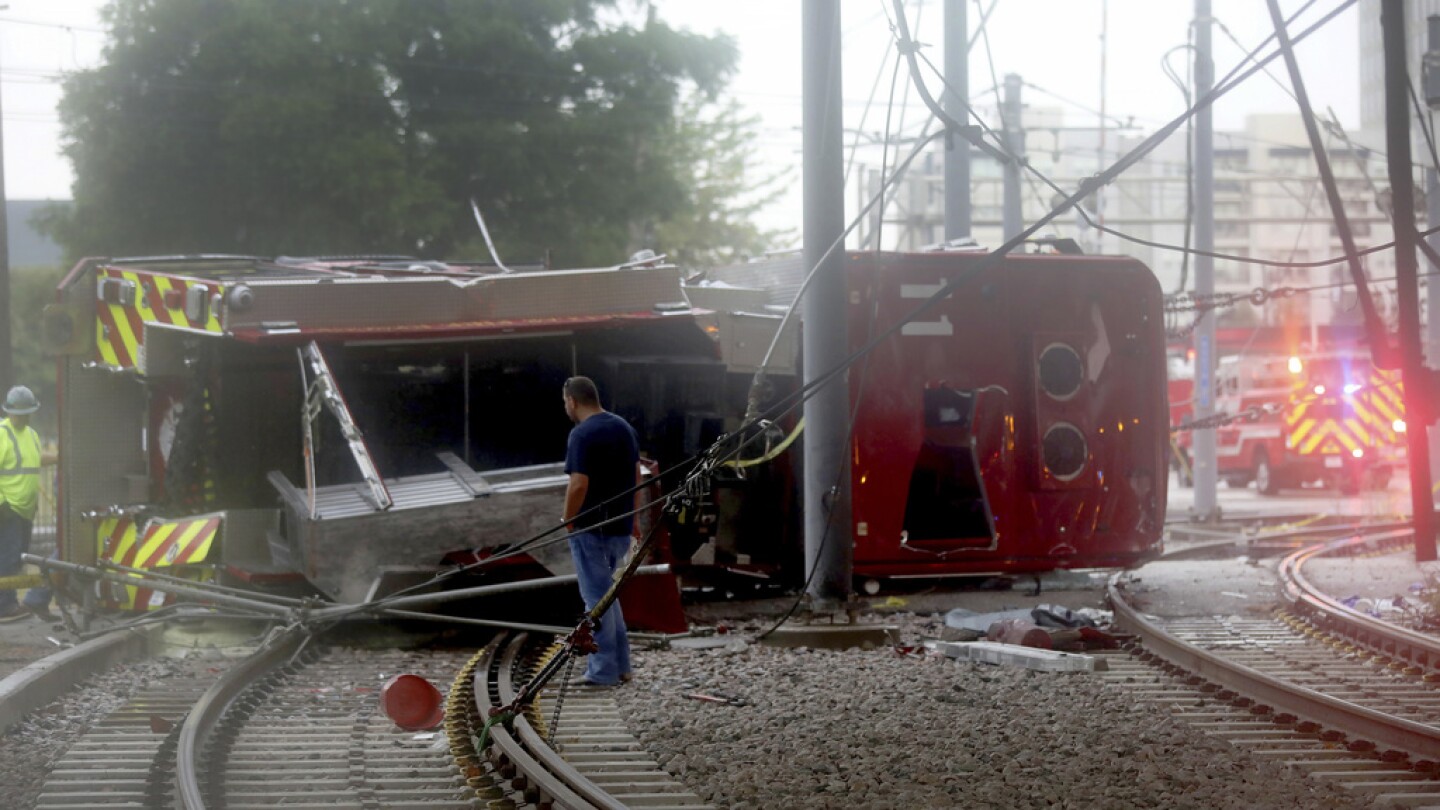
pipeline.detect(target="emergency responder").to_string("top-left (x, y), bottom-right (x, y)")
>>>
top-left (0, 385), bottom-right (57, 622)
top-left (561, 376), bottom-right (636, 686)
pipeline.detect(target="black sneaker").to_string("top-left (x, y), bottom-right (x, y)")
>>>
top-left (26, 605), bottom-right (56, 623)
top-left (0, 606), bottom-right (28, 624)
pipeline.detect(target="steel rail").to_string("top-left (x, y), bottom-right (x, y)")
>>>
top-left (310, 563), bottom-right (674, 620)
top-left (22, 553), bottom-right (296, 617)
top-left (98, 559), bottom-right (309, 606)
top-left (1108, 563), bottom-right (1440, 759)
top-left (1278, 529), bottom-right (1440, 674)
top-left (1162, 519), bottom-right (1412, 561)
top-left (176, 628), bottom-right (308, 810)
top-left (486, 634), bottom-right (622, 801)
top-left (479, 633), bottom-right (603, 809)
top-left (0, 622), bottom-right (167, 734)
top-left (1166, 513), bottom-right (1408, 538)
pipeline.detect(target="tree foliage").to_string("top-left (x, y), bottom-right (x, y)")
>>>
top-left (41, 0), bottom-right (775, 268)
top-left (8, 265), bottom-right (64, 432)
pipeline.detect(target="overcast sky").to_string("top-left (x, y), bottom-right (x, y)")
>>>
top-left (0, 1), bottom-right (1362, 239)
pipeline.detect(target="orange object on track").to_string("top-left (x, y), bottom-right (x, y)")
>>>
top-left (381, 674), bottom-right (444, 731)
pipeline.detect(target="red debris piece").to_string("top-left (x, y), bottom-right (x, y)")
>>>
top-left (381, 673), bottom-right (444, 731)
top-left (985, 618), bottom-right (1053, 649)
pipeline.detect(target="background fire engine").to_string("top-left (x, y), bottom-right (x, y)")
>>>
top-left (1200, 351), bottom-right (1406, 495)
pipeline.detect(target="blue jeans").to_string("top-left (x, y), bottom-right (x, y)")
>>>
top-left (568, 532), bottom-right (632, 685)
top-left (0, 505), bottom-right (33, 613)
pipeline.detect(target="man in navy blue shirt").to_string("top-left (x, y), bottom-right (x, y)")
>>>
top-left (562, 376), bottom-right (638, 686)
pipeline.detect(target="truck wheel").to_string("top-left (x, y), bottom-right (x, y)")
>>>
top-left (1254, 451), bottom-right (1279, 496)
top-left (1365, 469), bottom-right (1392, 491)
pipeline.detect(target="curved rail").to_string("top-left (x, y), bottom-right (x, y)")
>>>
top-left (0, 622), bottom-right (167, 735)
top-left (1108, 548), bottom-right (1440, 759)
top-left (176, 628), bottom-right (308, 809)
top-left (1278, 528), bottom-right (1440, 675)
top-left (478, 633), bottom-right (617, 809)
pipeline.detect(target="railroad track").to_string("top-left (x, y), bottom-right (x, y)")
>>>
top-left (450, 632), bottom-right (712, 810)
top-left (36, 665), bottom-right (230, 809)
top-left (1107, 524), bottom-right (1440, 806)
top-left (25, 620), bottom-right (704, 808)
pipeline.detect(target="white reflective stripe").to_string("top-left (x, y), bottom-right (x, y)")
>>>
top-left (0, 467), bottom-right (39, 475)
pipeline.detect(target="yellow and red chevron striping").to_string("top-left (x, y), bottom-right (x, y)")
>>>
top-left (94, 267), bottom-right (224, 370)
top-left (96, 515), bottom-right (220, 611)
top-left (1285, 366), bottom-right (1405, 457)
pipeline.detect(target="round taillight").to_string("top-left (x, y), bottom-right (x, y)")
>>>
top-left (1038, 343), bottom-right (1084, 401)
top-left (1042, 422), bottom-right (1088, 481)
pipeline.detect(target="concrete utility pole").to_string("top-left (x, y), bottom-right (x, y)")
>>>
top-left (1425, 15), bottom-right (1440, 484)
top-left (1192, 0), bottom-right (1219, 520)
top-left (801, 0), bottom-right (853, 609)
top-left (1002, 73), bottom-right (1023, 240)
top-left (1382, 0), bottom-right (1438, 562)
top-left (943, 0), bottom-right (970, 239)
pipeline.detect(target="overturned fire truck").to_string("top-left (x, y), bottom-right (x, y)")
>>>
top-left (45, 254), bottom-right (796, 611)
top-left (45, 247), bottom-right (1167, 613)
top-left (699, 248), bottom-right (1170, 583)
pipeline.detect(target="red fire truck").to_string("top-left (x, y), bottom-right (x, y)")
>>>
top-left (1210, 351), bottom-right (1405, 494)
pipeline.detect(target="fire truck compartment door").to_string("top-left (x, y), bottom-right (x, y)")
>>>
top-left (268, 460), bottom-right (569, 603)
top-left (901, 386), bottom-right (1004, 550)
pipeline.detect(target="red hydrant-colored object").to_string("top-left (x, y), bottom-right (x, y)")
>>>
top-left (381, 674), bottom-right (445, 731)
top-left (985, 618), bottom-right (1053, 649)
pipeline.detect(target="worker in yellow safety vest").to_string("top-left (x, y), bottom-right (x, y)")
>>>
top-left (0, 385), bottom-right (57, 623)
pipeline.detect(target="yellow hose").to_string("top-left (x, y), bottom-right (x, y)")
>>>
top-left (724, 418), bottom-right (805, 469)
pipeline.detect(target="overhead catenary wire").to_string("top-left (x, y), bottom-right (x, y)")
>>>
top-left (907, 8), bottom-right (1421, 277)
top-left (1408, 76), bottom-right (1440, 177)
top-left (757, 0), bottom-right (1360, 437)
top-left (279, 0), bottom-right (1364, 630)
top-left (753, 0), bottom-right (1360, 462)
top-left (869, 20), bottom-right (909, 250)
top-left (1160, 39), bottom-right (1194, 292)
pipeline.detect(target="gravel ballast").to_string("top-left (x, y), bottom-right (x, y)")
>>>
top-left (0, 655), bottom-right (194, 810)
top-left (616, 618), bottom-right (1375, 810)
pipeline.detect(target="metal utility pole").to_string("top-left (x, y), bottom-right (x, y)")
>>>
top-left (801, 0), bottom-right (853, 609)
top-left (0, 25), bottom-right (10, 393)
top-left (943, 0), bottom-right (971, 239)
top-left (1097, 0), bottom-right (1108, 255)
top-left (1191, 0), bottom-right (1218, 520)
top-left (1002, 73), bottom-right (1023, 239)
top-left (1425, 14), bottom-right (1440, 484)
top-left (1382, 0), bottom-right (1438, 562)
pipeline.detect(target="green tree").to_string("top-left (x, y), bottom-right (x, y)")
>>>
top-left (646, 96), bottom-right (791, 268)
top-left (8, 264), bottom-right (65, 433)
top-left (41, 0), bottom-right (773, 268)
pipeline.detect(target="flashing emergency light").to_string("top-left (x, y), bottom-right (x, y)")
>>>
top-left (1343, 383), bottom-right (1362, 394)
top-left (1352, 447), bottom-right (1365, 459)
top-left (1313, 384), bottom-right (1326, 395)
top-left (1288, 356), bottom-right (1303, 374)
top-left (1394, 418), bottom-right (1407, 434)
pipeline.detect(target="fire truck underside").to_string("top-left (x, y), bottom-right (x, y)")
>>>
top-left (52, 256), bottom-right (795, 606)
